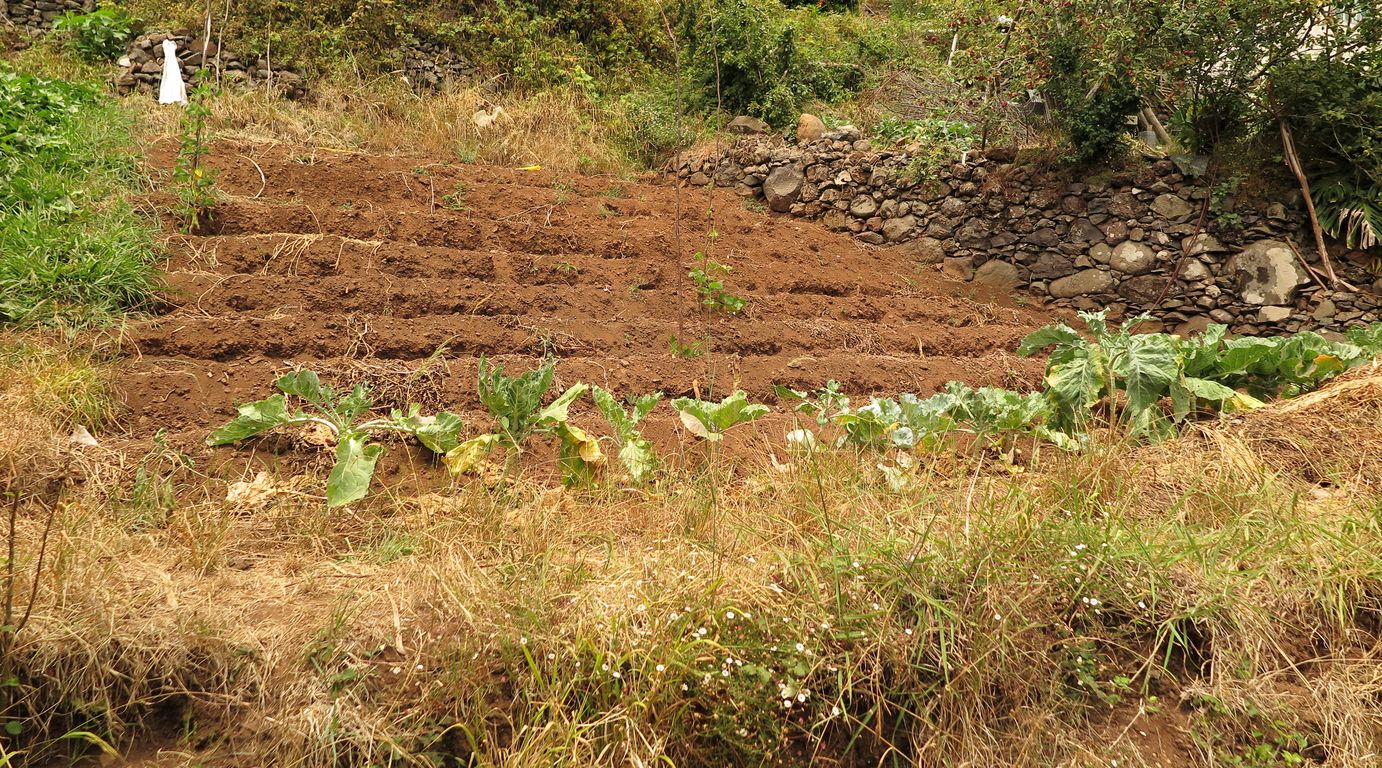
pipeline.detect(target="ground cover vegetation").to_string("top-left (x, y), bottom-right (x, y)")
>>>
top-left (0, 64), bottom-right (158, 328)
top-left (2, 0), bottom-right (1382, 765)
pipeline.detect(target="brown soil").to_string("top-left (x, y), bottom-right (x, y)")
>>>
top-left (118, 141), bottom-right (1055, 451)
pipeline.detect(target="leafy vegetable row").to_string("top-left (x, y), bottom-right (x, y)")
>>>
top-left (208, 317), bottom-right (1382, 506)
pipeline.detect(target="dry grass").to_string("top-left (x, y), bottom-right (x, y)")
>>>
top-left (131, 72), bottom-right (645, 177)
top-left (1, 345), bottom-right (1380, 767)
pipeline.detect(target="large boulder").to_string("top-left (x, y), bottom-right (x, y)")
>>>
top-left (796, 113), bottom-right (826, 144)
top-left (897, 236), bottom-right (946, 265)
top-left (849, 195), bottom-right (879, 218)
top-left (882, 215), bottom-right (917, 242)
top-left (1151, 193), bottom-right (1195, 219)
top-left (1049, 268), bottom-right (1115, 298)
top-left (1225, 240), bottom-right (1310, 305)
top-left (1109, 241), bottom-right (1158, 275)
top-left (762, 166), bottom-right (805, 212)
top-left (974, 259), bottom-right (1020, 291)
top-left (727, 115), bottom-right (770, 135)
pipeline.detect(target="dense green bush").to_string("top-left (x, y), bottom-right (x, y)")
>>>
top-left (678, 0), bottom-right (885, 126)
top-left (0, 67), bottom-right (158, 327)
top-left (615, 82), bottom-right (698, 165)
top-left (52, 8), bottom-right (138, 62)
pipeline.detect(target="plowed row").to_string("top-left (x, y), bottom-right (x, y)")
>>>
top-left (120, 142), bottom-right (1054, 439)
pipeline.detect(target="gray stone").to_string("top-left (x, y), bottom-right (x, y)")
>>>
top-left (1089, 242), bottom-right (1113, 264)
top-left (1180, 259), bottom-right (1211, 282)
top-left (1119, 275), bottom-right (1165, 304)
top-left (1258, 306), bottom-right (1293, 323)
top-left (821, 210), bottom-right (849, 232)
top-left (727, 115), bottom-right (770, 135)
top-left (942, 257), bottom-right (974, 281)
top-left (1029, 253), bottom-right (1076, 280)
top-left (796, 113), bottom-right (826, 144)
top-left (857, 231), bottom-right (885, 245)
top-left (1070, 218), bottom-right (1104, 242)
top-left (897, 236), bottom-right (946, 265)
top-left (849, 195), bottom-right (879, 218)
top-left (762, 166), bottom-right (805, 212)
top-left (1049, 269), bottom-right (1115, 298)
top-left (1109, 241), bottom-right (1158, 275)
top-left (882, 215), bottom-right (917, 243)
top-left (1022, 228), bottom-right (1061, 247)
top-left (1151, 194), bottom-right (1195, 219)
top-left (1225, 240), bottom-right (1310, 305)
top-left (1209, 309), bottom-right (1235, 324)
top-left (974, 259), bottom-right (1020, 291)
top-left (1312, 299), bottom-right (1337, 320)
top-left (1182, 233), bottom-right (1226, 255)
top-left (1174, 316), bottom-right (1214, 338)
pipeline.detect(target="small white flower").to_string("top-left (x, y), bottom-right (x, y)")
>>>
top-left (612, 671), bottom-right (622, 679)
top-left (831, 706), bottom-right (841, 716)
top-left (993, 614), bottom-right (1002, 621)
top-left (656, 664), bottom-right (666, 673)
top-left (726, 611), bottom-right (735, 619)
top-left (697, 627), bottom-right (708, 636)
top-left (904, 628), bottom-right (913, 636)
top-left (795, 642), bottom-right (806, 652)
top-left (391, 667), bottom-right (401, 675)
top-left (546, 653), bottom-right (556, 660)
top-left (721, 669), bottom-right (730, 677)
top-left (1138, 601), bottom-right (1147, 610)
top-left (519, 637), bottom-right (528, 645)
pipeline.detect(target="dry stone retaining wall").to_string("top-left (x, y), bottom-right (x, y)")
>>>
top-left (4, 0), bottom-right (91, 32)
top-left (680, 133), bottom-right (1381, 335)
top-left (115, 32), bottom-right (307, 100)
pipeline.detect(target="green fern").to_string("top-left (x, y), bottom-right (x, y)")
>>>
top-left (1312, 175), bottom-right (1381, 251)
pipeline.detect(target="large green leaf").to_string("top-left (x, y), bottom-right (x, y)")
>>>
top-left (206, 394), bottom-right (294, 446)
top-left (535, 383), bottom-right (590, 426)
top-left (618, 439), bottom-right (658, 483)
top-left (592, 386), bottom-right (632, 438)
top-left (1018, 322), bottom-right (1085, 360)
top-left (414, 411), bottom-right (465, 454)
top-left (325, 434), bottom-right (384, 507)
top-left (1045, 355), bottom-right (1105, 426)
top-left (276, 370), bottom-right (329, 406)
top-left (1116, 333), bottom-right (1180, 424)
top-left (670, 391), bottom-right (769, 437)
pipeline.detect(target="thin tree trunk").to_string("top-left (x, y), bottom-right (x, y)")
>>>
top-left (1278, 118), bottom-right (1337, 285)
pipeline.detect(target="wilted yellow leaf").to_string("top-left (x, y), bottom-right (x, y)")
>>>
top-left (443, 434), bottom-right (500, 475)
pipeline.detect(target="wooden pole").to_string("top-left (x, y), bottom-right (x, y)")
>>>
top-left (1278, 117), bottom-right (1338, 285)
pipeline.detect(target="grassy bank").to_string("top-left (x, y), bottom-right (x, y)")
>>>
top-left (0, 63), bottom-right (159, 329)
top-left (2, 351), bottom-right (1380, 765)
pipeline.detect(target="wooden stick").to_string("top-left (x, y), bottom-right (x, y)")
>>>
top-left (1278, 118), bottom-right (1338, 285)
top-left (1141, 107), bottom-right (1172, 147)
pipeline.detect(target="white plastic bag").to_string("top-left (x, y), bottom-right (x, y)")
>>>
top-left (158, 39), bottom-right (187, 105)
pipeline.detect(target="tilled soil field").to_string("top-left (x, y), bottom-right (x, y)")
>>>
top-left (121, 142), bottom-right (1054, 446)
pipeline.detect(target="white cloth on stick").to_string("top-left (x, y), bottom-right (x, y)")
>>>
top-left (158, 39), bottom-right (188, 105)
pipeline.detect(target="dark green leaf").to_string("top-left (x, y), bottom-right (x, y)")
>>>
top-left (206, 394), bottom-right (292, 446)
top-left (325, 434), bottom-right (384, 507)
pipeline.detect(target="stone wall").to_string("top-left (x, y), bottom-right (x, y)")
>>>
top-left (114, 32), bottom-right (307, 100)
top-left (680, 132), bottom-right (1381, 335)
top-left (4, 0), bottom-right (91, 33)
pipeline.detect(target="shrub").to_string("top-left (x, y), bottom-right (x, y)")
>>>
top-left (0, 67), bottom-right (157, 328)
top-left (678, 0), bottom-right (876, 126)
top-left (615, 82), bottom-right (697, 165)
top-left (52, 8), bottom-right (137, 62)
